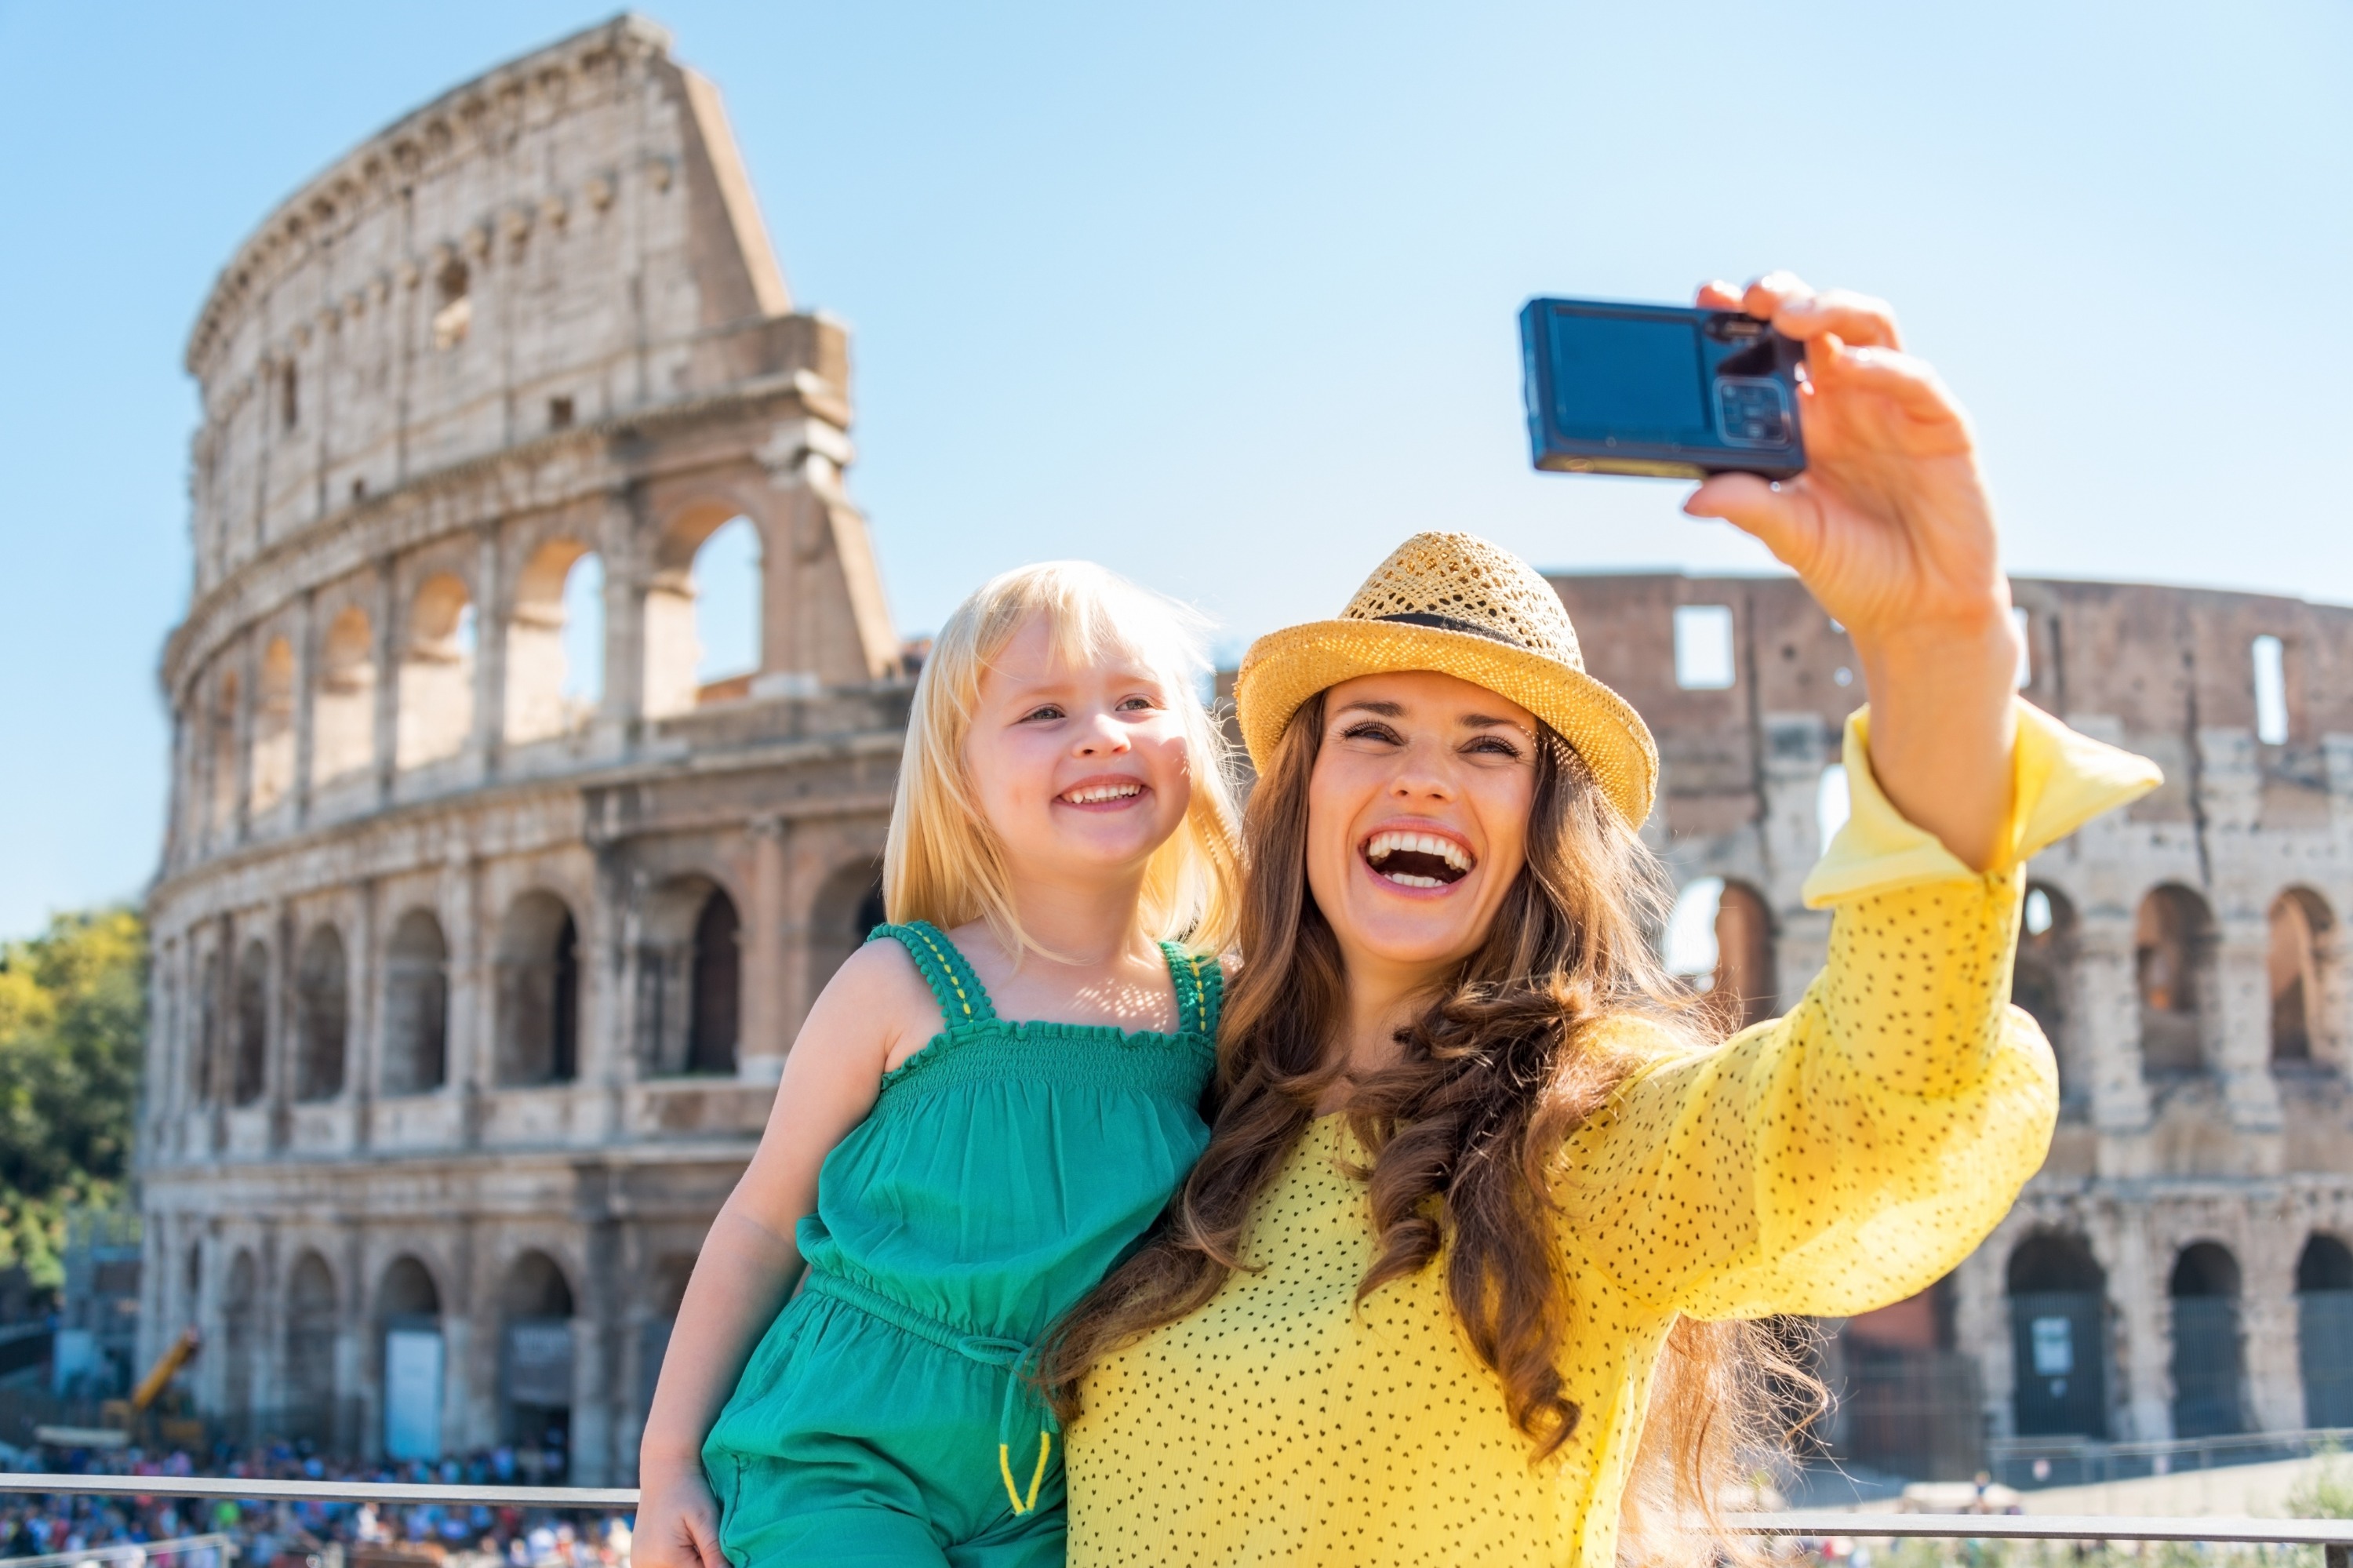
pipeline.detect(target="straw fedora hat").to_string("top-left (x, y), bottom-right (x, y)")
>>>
top-left (1232, 532), bottom-right (1659, 827)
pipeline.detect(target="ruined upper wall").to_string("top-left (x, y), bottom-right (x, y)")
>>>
top-left (183, 14), bottom-right (808, 596)
top-left (1549, 572), bottom-right (2353, 846)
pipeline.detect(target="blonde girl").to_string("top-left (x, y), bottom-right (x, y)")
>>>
top-left (636, 561), bottom-right (1242, 1568)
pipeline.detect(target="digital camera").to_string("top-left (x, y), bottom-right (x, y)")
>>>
top-left (1519, 297), bottom-right (1807, 479)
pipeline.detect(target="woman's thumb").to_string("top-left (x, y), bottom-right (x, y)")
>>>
top-left (1684, 474), bottom-right (1817, 574)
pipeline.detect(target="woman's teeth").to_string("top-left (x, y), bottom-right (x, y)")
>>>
top-left (1362, 830), bottom-right (1473, 887)
top-left (1064, 782), bottom-right (1143, 804)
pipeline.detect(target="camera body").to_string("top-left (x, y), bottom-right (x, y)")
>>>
top-left (1520, 297), bottom-right (1807, 479)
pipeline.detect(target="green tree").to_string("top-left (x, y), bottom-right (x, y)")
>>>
top-left (0, 906), bottom-right (144, 1287)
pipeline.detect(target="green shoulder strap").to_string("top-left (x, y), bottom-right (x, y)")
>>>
top-left (1157, 941), bottom-right (1223, 1039)
top-left (870, 921), bottom-right (998, 1030)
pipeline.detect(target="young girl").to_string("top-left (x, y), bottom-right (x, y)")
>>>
top-left (635, 561), bottom-right (1242, 1568)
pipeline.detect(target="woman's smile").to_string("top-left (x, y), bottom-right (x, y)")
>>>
top-left (1358, 821), bottom-right (1477, 890)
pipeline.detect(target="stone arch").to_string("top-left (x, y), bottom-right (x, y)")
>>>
top-left (2136, 883), bottom-right (2217, 1076)
top-left (2006, 1231), bottom-right (2108, 1438)
top-left (284, 1250), bottom-right (337, 1443)
top-left (315, 604), bottom-right (377, 784)
top-left (383, 909), bottom-right (449, 1095)
top-left (2015, 882), bottom-right (2082, 1102)
top-left (640, 875), bottom-right (742, 1076)
top-left (496, 890), bottom-right (581, 1085)
top-left (396, 571), bottom-right (475, 769)
top-left (2269, 887), bottom-right (2336, 1067)
top-left (2169, 1239), bottom-right (2246, 1437)
top-left (232, 939), bottom-right (270, 1106)
top-left (505, 537), bottom-right (604, 744)
top-left (499, 1250), bottom-right (576, 1464)
top-left (806, 857), bottom-right (887, 1004)
top-left (643, 501), bottom-right (766, 718)
top-left (376, 1253), bottom-right (444, 1463)
top-left (223, 1249), bottom-right (259, 1424)
top-left (2297, 1234), bottom-right (2353, 1428)
top-left (293, 923), bottom-right (349, 1101)
top-left (250, 635), bottom-right (296, 813)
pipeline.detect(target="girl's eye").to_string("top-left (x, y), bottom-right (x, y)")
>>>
top-left (1116, 695), bottom-right (1160, 712)
top-left (1020, 704), bottom-right (1066, 723)
top-left (1339, 721), bottom-right (1402, 746)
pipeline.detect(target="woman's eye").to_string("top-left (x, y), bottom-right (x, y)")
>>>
top-left (1464, 736), bottom-right (1525, 760)
top-left (1340, 722), bottom-right (1402, 746)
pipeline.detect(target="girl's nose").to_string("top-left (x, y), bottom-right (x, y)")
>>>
top-left (1073, 711), bottom-right (1133, 755)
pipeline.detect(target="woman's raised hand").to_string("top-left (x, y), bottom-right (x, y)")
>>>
top-left (1682, 273), bottom-right (2019, 871)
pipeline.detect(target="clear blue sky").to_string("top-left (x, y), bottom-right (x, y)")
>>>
top-left (0, 1), bottom-right (2346, 938)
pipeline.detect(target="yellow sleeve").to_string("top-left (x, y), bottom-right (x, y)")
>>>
top-left (1558, 700), bottom-right (2161, 1322)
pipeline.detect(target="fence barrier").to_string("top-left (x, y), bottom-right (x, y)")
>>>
top-left (0, 1533), bottom-right (235, 1568)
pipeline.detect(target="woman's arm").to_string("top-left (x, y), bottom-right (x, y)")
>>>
top-left (1686, 275), bottom-right (2017, 871)
top-left (632, 940), bottom-right (936, 1568)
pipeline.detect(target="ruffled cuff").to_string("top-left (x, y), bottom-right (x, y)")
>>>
top-left (1799, 697), bottom-right (2162, 909)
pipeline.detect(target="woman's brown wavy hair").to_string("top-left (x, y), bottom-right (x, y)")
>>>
top-left (1042, 689), bottom-right (1820, 1560)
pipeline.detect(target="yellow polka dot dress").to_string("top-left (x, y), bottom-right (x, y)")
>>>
top-left (1065, 701), bottom-right (2159, 1568)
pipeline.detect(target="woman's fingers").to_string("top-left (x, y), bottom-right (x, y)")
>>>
top-left (1683, 472), bottom-right (1822, 574)
top-left (1808, 333), bottom-right (1967, 435)
top-left (1776, 288), bottom-right (1903, 350)
top-left (1696, 280), bottom-right (1744, 311)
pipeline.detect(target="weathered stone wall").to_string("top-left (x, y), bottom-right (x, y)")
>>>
top-left (1555, 569), bottom-right (2353, 1457)
top-left (140, 17), bottom-right (902, 1484)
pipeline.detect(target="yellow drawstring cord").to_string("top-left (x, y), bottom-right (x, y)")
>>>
top-left (998, 1431), bottom-right (1052, 1515)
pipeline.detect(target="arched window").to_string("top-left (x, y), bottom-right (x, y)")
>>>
top-left (643, 511), bottom-right (764, 718)
top-left (496, 892), bottom-right (581, 1086)
top-left (2014, 884), bottom-right (2081, 1103)
top-left (804, 859), bottom-right (886, 1007)
top-left (690, 890), bottom-right (742, 1075)
top-left (504, 540), bottom-right (605, 744)
top-left (396, 573), bottom-right (475, 770)
top-left (315, 606), bottom-right (376, 784)
top-left (2136, 885), bottom-right (2216, 1076)
top-left (377, 1255), bottom-right (443, 1463)
top-left (2169, 1241), bottom-right (2246, 1438)
top-left (2269, 889), bottom-right (2334, 1066)
top-left (293, 925), bottom-right (348, 1102)
top-left (232, 940), bottom-right (270, 1106)
top-left (250, 636), bottom-right (296, 813)
top-left (285, 1250), bottom-right (337, 1445)
top-left (383, 911), bottom-right (449, 1095)
top-left (500, 1251), bottom-right (576, 1466)
top-left (223, 1250), bottom-right (258, 1424)
top-left (1662, 876), bottom-right (1776, 1031)
top-left (2006, 1232), bottom-right (2108, 1439)
top-left (2297, 1235), bottom-right (2353, 1428)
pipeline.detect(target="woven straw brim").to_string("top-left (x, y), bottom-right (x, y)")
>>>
top-left (1233, 620), bottom-right (1660, 828)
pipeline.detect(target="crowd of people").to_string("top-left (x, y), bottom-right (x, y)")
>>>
top-left (0, 1442), bottom-right (633, 1568)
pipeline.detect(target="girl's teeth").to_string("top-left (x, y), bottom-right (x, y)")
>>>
top-left (1067, 783), bottom-right (1140, 803)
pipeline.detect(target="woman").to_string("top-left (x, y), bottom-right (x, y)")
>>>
top-left (1044, 275), bottom-right (2161, 1566)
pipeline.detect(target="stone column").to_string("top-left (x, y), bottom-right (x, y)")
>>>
top-left (232, 632), bottom-right (258, 845)
top-left (292, 588), bottom-right (318, 824)
top-left (599, 491), bottom-right (648, 731)
top-left (741, 817), bottom-right (790, 1082)
top-left (352, 878), bottom-right (380, 1151)
top-left (372, 558), bottom-right (400, 807)
top-left (472, 526), bottom-right (507, 777)
top-left (573, 1219), bottom-right (623, 1486)
top-left (2075, 915), bottom-right (2154, 1151)
top-left (2114, 1208), bottom-right (2173, 1441)
top-left (270, 900), bottom-right (294, 1151)
top-left (2213, 918), bottom-right (2286, 1141)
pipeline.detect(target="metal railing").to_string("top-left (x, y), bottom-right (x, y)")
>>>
top-left (2, 1476), bottom-right (2352, 1563)
top-left (0, 1534), bottom-right (235, 1568)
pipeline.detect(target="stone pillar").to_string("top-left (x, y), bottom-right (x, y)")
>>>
top-left (2114, 1209), bottom-right (2172, 1441)
top-left (270, 900), bottom-right (294, 1151)
top-left (2075, 915), bottom-right (2154, 1148)
top-left (2213, 919), bottom-right (2286, 1139)
top-left (1958, 1235), bottom-right (2016, 1439)
top-left (600, 491), bottom-right (648, 730)
top-left (742, 817), bottom-right (790, 1082)
top-left (292, 588), bottom-right (318, 824)
top-left (352, 878), bottom-right (380, 1151)
top-left (372, 558), bottom-right (400, 806)
top-left (232, 632), bottom-right (258, 845)
top-left (472, 526), bottom-right (507, 776)
top-left (573, 1220), bottom-right (622, 1486)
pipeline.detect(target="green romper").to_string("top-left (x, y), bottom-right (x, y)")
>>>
top-left (702, 920), bottom-right (1220, 1568)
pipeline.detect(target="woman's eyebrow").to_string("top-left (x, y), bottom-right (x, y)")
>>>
top-left (1460, 713), bottom-right (1533, 733)
top-left (1334, 699), bottom-right (1407, 718)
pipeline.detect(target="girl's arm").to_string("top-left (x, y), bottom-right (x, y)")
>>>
top-left (634, 940), bottom-right (937, 1568)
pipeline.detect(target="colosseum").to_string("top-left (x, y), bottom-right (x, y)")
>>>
top-left (139, 13), bottom-right (2353, 1493)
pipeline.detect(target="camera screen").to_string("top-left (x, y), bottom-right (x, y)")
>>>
top-left (1543, 311), bottom-right (1710, 441)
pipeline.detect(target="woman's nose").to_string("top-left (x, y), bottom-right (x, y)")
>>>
top-left (1387, 744), bottom-right (1455, 799)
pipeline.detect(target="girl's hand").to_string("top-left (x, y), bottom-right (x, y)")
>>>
top-left (1683, 273), bottom-right (2019, 871)
top-left (632, 1456), bottom-right (727, 1568)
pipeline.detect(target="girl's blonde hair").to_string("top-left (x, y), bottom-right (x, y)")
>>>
top-left (884, 561), bottom-right (1244, 958)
